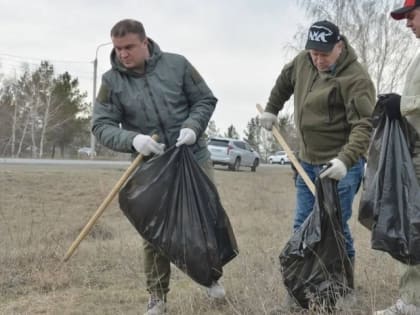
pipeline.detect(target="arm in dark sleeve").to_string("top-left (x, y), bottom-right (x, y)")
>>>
top-left (265, 59), bottom-right (295, 115)
top-left (181, 59), bottom-right (217, 137)
top-left (338, 78), bottom-right (375, 167)
top-left (91, 79), bottom-right (138, 153)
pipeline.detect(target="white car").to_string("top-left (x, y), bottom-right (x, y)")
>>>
top-left (268, 151), bottom-right (290, 165)
top-left (208, 137), bottom-right (260, 172)
top-left (77, 147), bottom-right (96, 158)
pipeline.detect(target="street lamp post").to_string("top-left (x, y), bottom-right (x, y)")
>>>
top-left (90, 42), bottom-right (112, 158)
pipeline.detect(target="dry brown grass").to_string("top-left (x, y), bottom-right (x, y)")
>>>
top-left (0, 164), bottom-right (399, 314)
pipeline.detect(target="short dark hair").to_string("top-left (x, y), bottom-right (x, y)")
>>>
top-left (110, 19), bottom-right (146, 40)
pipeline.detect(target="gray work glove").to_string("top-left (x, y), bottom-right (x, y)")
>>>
top-left (176, 128), bottom-right (197, 146)
top-left (320, 158), bottom-right (347, 181)
top-left (132, 134), bottom-right (165, 156)
top-left (261, 112), bottom-right (278, 131)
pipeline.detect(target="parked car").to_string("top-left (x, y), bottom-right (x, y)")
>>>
top-left (77, 147), bottom-right (96, 158)
top-left (207, 137), bottom-right (260, 172)
top-left (268, 151), bottom-right (290, 165)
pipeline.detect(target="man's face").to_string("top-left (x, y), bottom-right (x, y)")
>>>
top-left (309, 42), bottom-right (343, 72)
top-left (112, 33), bottom-right (149, 70)
top-left (406, 8), bottom-right (420, 38)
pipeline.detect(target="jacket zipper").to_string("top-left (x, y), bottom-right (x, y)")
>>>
top-left (328, 88), bottom-right (337, 123)
top-left (299, 71), bottom-right (319, 150)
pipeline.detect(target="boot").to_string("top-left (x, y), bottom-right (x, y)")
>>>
top-left (144, 294), bottom-right (167, 315)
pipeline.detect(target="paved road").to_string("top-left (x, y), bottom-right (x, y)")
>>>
top-left (0, 158), bottom-right (131, 168)
top-left (0, 158), bottom-right (292, 170)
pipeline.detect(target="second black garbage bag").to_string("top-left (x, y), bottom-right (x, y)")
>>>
top-left (280, 177), bottom-right (353, 310)
top-left (359, 106), bottom-right (420, 265)
top-left (119, 145), bottom-right (238, 287)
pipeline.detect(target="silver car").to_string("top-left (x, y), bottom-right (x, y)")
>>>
top-left (208, 137), bottom-right (260, 172)
top-left (268, 151), bottom-right (290, 165)
top-left (77, 147), bottom-right (96, 158)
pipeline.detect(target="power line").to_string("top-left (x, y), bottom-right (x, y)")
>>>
top-left (0, 55), bottom-right (96, 77)
top-left (0, 52), bottom-right (112, 90)
top-left (0, 52), bottom-right (91, 65)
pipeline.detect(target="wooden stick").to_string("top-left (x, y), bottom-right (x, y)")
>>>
top-left (256, 104), bottom-right (315, 195)
top-left (62, 135), bottom-right (158, 262)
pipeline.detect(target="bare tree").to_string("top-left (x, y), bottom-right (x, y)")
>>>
top-left (39, 89), bottom-right (52, 158)
top-left (14, 71), bottom-right (34, 158)
top-left (244, 113), bottom-right (297, 161)
top-left (35, 62), bottom-right (54, 158)
top-left (244, 116), bottom-right (261, 154)
top-left (260, 130), bottom-right (276, 161)
top-left (278, 112), bottom-right (298, 152)
top-left (296, 0), bottom-right (414, 93)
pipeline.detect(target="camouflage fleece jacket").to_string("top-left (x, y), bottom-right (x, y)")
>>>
top-left (92, 38), bottom-right (217, 163)
top-left (265, 37), bottom-right (375, 168)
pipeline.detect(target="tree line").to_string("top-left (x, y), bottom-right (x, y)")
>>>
top-left (0, 61), bottom-right (90, 158)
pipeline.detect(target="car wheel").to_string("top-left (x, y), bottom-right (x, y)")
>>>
top-left (280, 159), bottom-right (285, 165)
top-left (269, 159), bottom-right (273, 164)
top-left (251, 158), bottom-right (259, 172)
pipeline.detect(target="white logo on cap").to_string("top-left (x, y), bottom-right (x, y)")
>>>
top-left (309, 25), bottom-right (333, 43)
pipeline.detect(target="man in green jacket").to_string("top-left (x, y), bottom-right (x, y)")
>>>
top-left (92, 19), bottom-right (224, 315)
top-left (261, 20), bottom-right (375, 305)
top-left (374, 1), bottom-right (420, 314)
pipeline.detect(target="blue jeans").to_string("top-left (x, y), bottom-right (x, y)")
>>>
top-left (293, 158), bottom-right (364, 258)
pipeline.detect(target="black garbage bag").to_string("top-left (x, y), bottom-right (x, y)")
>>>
top-left (358, 105), bottom-right (420, 265)
top-left (119, 145), bottom-right (238, 286)
top-left (280, 177), bottom-right (352, 310)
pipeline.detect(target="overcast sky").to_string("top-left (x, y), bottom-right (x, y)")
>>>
top-left (0, 0), bottom-right (309, 137)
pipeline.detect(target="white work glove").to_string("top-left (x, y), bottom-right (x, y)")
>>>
top-left (320, 158), bottom-right (347, 181)
top-left (176, 128), bottom-right (197, 147)
top-left (260, 112), bottom-right (278, 131)
top-left (132, 134), bottom-right (165, 156)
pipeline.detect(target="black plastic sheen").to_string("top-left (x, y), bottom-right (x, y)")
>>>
top-left (359, 109), bottom-right (420, 265)
top-left (280, 177), bottom-right (352, 309)
top-left (119, 146), bottom-right (238, 286)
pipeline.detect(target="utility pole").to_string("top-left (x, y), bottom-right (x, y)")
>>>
top-left (90, 42), bottom-right (112, 158)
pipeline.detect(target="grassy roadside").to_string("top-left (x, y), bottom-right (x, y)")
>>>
top-left (0, 165), bottom-right (399, 314)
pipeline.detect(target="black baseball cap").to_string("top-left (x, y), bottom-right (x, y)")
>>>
top-left (305, 20), bottom-right (341, 52)
top-left (391, 0), bottom-right (420, 20)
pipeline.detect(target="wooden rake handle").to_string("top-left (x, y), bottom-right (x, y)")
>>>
top-left (256, 104), bottom-right (315, 195)
top-left (62, 135), bottom-right (159, 262)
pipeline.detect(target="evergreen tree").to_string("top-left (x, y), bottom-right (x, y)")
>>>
top-left (206, 120), bottom-right (220, 138)
top-left (224, 124), bottom-right (239, 139)
top-left (244, 116), bottom-right (262, 154)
